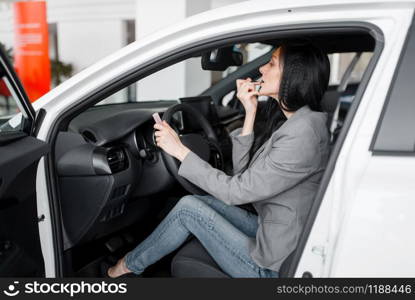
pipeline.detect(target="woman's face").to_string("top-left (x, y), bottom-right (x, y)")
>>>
top-left (258, 47), bottom-right (283, 98)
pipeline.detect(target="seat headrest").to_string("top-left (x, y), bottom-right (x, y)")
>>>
top-left (321, 89), bottom-right (340, 113)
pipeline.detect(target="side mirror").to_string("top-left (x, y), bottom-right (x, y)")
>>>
top-left (201, 46), bottom-right (243, 71)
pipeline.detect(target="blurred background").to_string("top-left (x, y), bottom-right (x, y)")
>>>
top-left (0, 0), bottom-right (371, 116)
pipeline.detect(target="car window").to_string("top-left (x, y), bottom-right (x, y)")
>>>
top-left (95, 46), bottom-right (373, 110)
top-left (96, 42), bottom-right (273, 106)
top-left (97, 56), bottom-right (208, 105)
top-left (328, 52), bottom-right (373, 86)
top-left (0, 76), bottom-right (25, 133)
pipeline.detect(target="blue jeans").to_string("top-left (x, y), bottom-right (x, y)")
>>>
top-left (124, 194), bottom-right (278, 278)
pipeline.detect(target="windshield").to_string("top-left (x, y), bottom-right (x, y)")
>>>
top-left (96, 42), bottom-right (273, 105)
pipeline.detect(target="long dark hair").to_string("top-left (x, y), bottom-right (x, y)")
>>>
top-left (242, 43), bottom-right (330, 171)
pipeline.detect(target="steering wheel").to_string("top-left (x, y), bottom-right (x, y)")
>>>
top-left (160, 103), bottom-right (224, 195)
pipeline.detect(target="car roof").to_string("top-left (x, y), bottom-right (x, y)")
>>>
top-left (168, 0), bottom-right (415, 35)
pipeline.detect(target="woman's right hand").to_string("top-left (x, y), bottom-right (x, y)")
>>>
top-left (236, 77), bottom-right (260, 114)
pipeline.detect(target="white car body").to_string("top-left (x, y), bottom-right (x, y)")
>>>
top-left (17, 0), bottom-right (415, 277)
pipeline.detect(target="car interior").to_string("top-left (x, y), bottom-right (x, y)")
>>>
top-left (50, 29), bottom-right (376, 278)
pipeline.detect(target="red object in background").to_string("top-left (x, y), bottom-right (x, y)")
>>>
top-left (13, 1), bottom-right (51, 102)
top-left (0, 79), bottom-right (11, 97)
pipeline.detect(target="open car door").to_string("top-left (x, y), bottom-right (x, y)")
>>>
top-left (0, 46), bottom-right (49, 276)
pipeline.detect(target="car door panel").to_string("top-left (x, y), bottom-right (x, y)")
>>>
top-left (0, 136), bottom-right (49, 276)
top-left (0, 131), bottom-right (28, 146)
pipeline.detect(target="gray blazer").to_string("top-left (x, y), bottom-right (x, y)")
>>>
top-left (178, 105), bottom-right (330, 272)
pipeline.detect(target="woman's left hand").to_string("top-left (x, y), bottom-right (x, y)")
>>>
top-left (154, 121), bottom-right (190, 161)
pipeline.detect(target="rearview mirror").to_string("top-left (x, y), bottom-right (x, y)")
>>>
top-left (201, 46), bottom-right (243, 71)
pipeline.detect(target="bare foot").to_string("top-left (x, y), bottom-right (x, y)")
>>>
top-left (107, 257), bottom-right (132, 278)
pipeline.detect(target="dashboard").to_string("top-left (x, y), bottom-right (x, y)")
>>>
top-left (56, 101), bottom-right (178, 249)
top-left (55, 99), bottom-right (240, 249)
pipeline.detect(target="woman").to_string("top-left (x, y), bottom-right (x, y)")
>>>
top-left (107, 43), bottom-right (331, 278)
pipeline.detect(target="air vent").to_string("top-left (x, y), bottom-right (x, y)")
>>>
top-left (82, 130), bottom-right (97, 143)
top-left (106, 147), bottom-right (128, 173)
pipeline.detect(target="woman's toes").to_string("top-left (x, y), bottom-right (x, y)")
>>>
top-left (107, 258), bottom-right (131, 278)
top-left (107, 266), bottom-right (117, 278)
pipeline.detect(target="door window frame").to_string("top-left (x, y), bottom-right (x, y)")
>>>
top-left (0, 49), bottom-right (36, 134)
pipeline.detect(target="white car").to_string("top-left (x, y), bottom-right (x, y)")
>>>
top-left (0, 0), bottom-right (414, 278)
